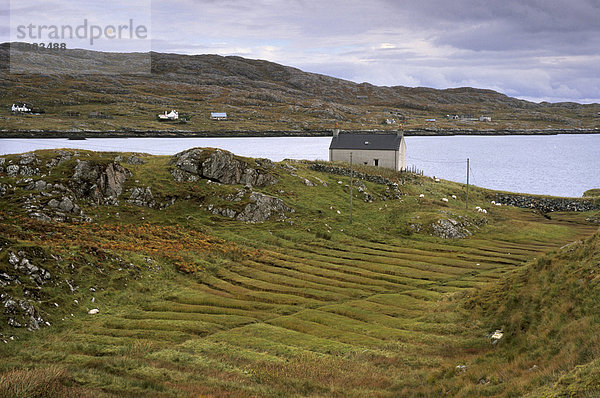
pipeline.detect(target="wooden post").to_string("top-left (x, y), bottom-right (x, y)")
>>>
top-left (350, 152), bottom-right (353, 224)
top-left (466, 158), bottom-right (470, 210)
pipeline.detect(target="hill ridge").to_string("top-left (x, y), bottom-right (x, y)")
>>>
top-left (1, 42), bottom-right (599, 133)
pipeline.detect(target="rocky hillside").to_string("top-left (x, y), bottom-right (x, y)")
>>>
top-left (1, 42), bottom-right (599, 134)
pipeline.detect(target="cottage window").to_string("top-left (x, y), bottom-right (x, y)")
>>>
top-left (374, 159), bottom-right (379, 166)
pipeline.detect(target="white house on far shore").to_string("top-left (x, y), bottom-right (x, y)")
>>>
top-left (158, 110), bottom-right (178, 120)
top-left (210, 112), bottom-right (227, 120)
top-left (329, 130), bottom-right (407, 171)
top-left (11, 103), bottom-right (32, 113)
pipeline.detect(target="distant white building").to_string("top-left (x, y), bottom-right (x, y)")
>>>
top-left (329, 131), bottom-right (407, 171)
top-left (11, 103), bottom-right (31, 113)
top-left (210, 112), bottom-right (228, 120)
top-left (158, 110), bottom-right (178, 120)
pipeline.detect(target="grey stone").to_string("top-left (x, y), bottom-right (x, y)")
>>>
top-left (170, 148), bottom-right (278, 187)
top-left (236, 192), bottom-right (294, 222)
top-left (8, 252), bottom-right (19, 266)
top-left (6, 165), bottom-right (19, 177)
top-left (19, 165), bottom-right (40, 176)
top-left (125, 155), bottom-right (145, 165)
top-left (19, 153), bottom-right (38, 165)
top-left (71, 160), bottom-right (131, 205)
top-left (29, 212), bottom-right (52, 222)
top-left (59, 197), bottom-right (75, 212)
top-left (48, 199), bottom-right (60, 208)
top-left (127, 186), bottom-right (156, 208)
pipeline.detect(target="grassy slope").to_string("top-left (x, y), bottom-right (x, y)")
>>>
top-left (0, 149), bottom-right (598, 397)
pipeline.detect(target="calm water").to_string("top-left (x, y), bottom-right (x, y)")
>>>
top-left (1, 135), bottom-right (599, 197)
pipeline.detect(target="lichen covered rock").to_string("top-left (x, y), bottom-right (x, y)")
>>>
top-left (70, 160), bottom-right (131, 205)
top-left (170, 148), bottom-right (278, 187)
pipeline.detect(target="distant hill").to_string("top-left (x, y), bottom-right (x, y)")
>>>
top-left (1, 42), bottom-right (599, 134)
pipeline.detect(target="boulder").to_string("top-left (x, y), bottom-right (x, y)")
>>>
top-left (71, 160), bottom-right (131, 205)
top-left (125, 155), bottom-right (146, 165)
top-left (58, 196), bottom-right (75, 212)
top-left (432, 219), bottom-right (472, 239)
top-left (19, 153), bottom-right (38, 166)
top-left (236, 192), bottom-right (294, 222)
top-left (127, 186), bottom-right (156, 208)
top-left (6, 165), bottom-right (20, 177)
top-left (171, 148), bottom-right (278, 187)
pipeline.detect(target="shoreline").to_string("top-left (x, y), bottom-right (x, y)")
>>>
top-left (0, 128), bottom-right (599, 139)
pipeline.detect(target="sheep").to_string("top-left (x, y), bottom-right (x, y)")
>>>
top-left (441, 198), bottom-right (449, 203)
top-left (419, 194), bottom-right (425, 198)
top-left (452, 195), bottom-right (457, 199)
top-left (88, 308), bottom-right (100, 315)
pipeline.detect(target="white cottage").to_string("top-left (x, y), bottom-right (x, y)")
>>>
top-left (329, 131), bottom-right (407, 171)
top-left (11, 103), bottom-right (32, 113)
top-left (158, 110), bottom-right (178, 120)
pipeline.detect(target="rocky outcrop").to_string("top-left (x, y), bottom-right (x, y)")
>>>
top-left (427, 212), bottom-right (488, 239)
top-left (115, 154), bottom-right (146, 165)
top-left (2, 153), bottom-right (42, 177)
top-left (495, 194), bottom-right (600, 213)
top-left (2, 294), bottom-right (47, 331)
top-left (127, 186), bottom-right (156, 208)
top-left (45, 150), bottom-right (72, 169)
top-left (170, 148), bottom-right (278, 187)
top-left (19, 178), bottom-right (88, 222)
top-left (70, 160), bottom-right (131, 205)
top-left (432, 219), bottom-right (473, 239)
top-left (8, 251), bottom-right (51, 285)
top-left (237, 192), bottom-right (295, 222)
top-left (206, 191), bottom-right (294, 222)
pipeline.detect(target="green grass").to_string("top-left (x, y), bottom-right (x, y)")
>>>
top-left (0, 148), bottom-right (598, 396)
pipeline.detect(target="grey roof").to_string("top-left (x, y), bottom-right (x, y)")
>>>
top-left (329, 133), bottom-right (402, 151)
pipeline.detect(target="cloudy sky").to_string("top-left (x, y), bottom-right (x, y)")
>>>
top-left (2, 0), bottom-right (600, 103)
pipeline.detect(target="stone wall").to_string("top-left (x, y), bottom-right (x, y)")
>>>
top-left (495, 193), bottom-right (600, 213)
top-left (309, 163), bottom-right (396, 186)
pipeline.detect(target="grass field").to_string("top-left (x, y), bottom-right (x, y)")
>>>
top-left (0, 149), bottom-right (598, 396)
